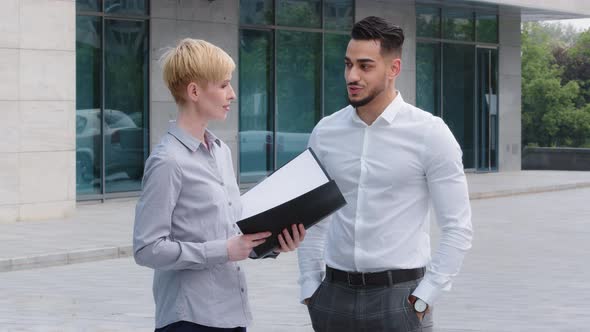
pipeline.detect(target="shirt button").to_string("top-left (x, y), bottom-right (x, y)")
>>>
top-left (241, 288), bottom-right (244, 292)
top-left (220, 181), bottom-right (225, 186)
top-left (228, 201), bottom-right (232, 206)
top-left (237, 266), bottom-right (241, 271)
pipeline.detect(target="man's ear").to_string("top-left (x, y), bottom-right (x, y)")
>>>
top-left (388, 57), bottom-right (402, 80)
top-left (186, 82), bottom-right (200, 102)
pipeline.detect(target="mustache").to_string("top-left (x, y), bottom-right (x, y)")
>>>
top-left (347, 82), bottom-right (363, 87)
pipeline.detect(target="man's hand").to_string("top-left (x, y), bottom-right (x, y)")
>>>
top-left (304, 298), bottom-right (311, 306)
top-left (275, 224), bottom-right (306, 252)
top-left (227, 232), bottom-right (271, 261)
top-left (408, 295), bottom-right (429, 321)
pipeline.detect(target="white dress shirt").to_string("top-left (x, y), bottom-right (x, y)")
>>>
top-left (297, 93), bottom-right (473, 306)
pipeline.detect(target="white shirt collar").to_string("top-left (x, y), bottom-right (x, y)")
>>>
top-left (350, 91), bottom-right (404, 126)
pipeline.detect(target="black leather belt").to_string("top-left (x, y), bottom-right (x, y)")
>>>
top-left (326, 266), bottom-right (425, 287)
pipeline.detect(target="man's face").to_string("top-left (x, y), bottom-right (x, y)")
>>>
top-left (344, 39), bottom-right (397, 108)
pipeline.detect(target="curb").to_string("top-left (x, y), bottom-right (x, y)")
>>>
top-left (469, 182), bottom-right (590, 200)
top-left (0, 245), bottom-right (132, 273)
top-left (2, 182), bottom-right (590, 273)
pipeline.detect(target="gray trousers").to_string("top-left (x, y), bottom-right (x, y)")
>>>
top-left (307, 278), bottom-right (433, 332)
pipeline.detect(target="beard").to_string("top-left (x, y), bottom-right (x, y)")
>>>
top-left (348, 84), bottom-right (385, 108)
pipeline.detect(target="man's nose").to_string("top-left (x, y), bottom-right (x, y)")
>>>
top-left (346, 66), bottom-right (360, 83)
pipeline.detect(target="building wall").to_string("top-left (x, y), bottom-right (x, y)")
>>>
top-left (356, 0), bottom-right (417, 104)
top-left (498, 7), bottom-right (522, 171)
top-left (150, 0), bottom-right (240, 173)
top-left (0, 0), bottom-right (76, 222)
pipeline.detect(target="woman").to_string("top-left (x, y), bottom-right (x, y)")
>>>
top-left (133, 38), bottom-right (305, 332)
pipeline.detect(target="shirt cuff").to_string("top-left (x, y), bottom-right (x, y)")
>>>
top-left (300, 277), bottom-right (322, 304)
top-left (205, 239), bottom-right (229, 265)
top-left (411, 278), bottom-right (442, 306)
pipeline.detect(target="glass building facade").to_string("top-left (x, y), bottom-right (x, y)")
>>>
top-left (76, 0), bottom-right (149, 198)
top-left (238, 0), bottom-right (354, 183)
top-left (416, 5), bottom-right (499, 171)
top-left (71, 0), bottom-right (504, 200)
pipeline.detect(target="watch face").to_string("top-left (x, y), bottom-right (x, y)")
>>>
top-left (414, 299), bottom-right (428, 313)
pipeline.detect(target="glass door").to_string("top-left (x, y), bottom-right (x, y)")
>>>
top-left (442, 43), bottom-right (475, 169)
top-left (476, 47), bottom-right (498, 171)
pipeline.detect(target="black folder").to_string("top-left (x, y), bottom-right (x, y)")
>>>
top-left (237, 148), bottom-right (346, 258)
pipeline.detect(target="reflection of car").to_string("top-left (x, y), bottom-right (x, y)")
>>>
top-left (76, 109), bottom-right (145, 184)
top-left (239, 130), bottom-right (310, 181)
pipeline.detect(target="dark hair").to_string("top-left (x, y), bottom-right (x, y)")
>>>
top-left (351, 16), bottom-right (404, 57)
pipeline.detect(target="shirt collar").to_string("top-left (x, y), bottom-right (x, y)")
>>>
top-left (379, 91), bottom-right (404, 124)
top-left (168, 121), bottom-right (221, 152)
top-left (350, 91), bottom-right (404, 126)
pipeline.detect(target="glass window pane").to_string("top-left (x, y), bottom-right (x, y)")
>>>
top-left (324, 33), bottom-right (349, 116)
top-left (105, 0), bottom-right (148, 16)
top-left (416, 6), bottom-right (440, 38)
top-left (476, 14), bottom-right (498, 43)
top-left (324, 0), bottom-right (353, 31)
top-left (476, 48), bottom-right (498, 170)
top-left (240, 0), bottom-right (273, 25)
top-left (276, 31), bottom-right (321, 167)
top-left (443, 43), bottom-right (475, 168)
top-left (104, 19), bottom-right (149, 193)
top-left (76, 16), bottom-right (102, 195)
top-left (416, 43), bottom-right (440, 116)
top-left (443, 9), bottom-right (474, 41)
top-left (77, 0), bottom-right (101, 12)
top-left (239, 29), bottom-right (274, 183)
top-left (277, 0), bottom-right (321, 28)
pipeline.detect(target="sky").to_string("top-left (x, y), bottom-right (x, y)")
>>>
top-left (544, 18), bottom-right (590, 32)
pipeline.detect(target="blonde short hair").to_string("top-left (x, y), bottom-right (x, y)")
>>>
top-left (161, 38), bottom-right (235, 104)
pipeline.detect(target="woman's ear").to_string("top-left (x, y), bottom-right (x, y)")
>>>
top-left (186, 82), bottom-right (200, 102)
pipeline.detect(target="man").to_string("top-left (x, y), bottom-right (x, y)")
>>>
top-left (297, 16), bottom-right (473, 332)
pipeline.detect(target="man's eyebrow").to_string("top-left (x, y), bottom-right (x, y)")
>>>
top-left (344, 57), bottom-right (376, 64)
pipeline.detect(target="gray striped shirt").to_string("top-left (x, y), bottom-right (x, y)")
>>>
top-left (133, 123), bottom-right (251, 329)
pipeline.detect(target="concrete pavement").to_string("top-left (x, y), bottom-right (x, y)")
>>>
top-left (1, 171), bottom-right (590, 273)
top-left (1, 186), bottom-right (589, 331)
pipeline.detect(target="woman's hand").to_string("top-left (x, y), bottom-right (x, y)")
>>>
top-left (227, 231), bottom-right (271, 261)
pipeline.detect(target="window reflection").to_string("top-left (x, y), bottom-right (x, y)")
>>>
top-left (76, 4), bottom-right (149, 197)
top-left (104, 19), bottom-right (148, 193)
top-left (239, 29), bottom-right (274, 183)
top-left (276, 30), bottom-right (321, 167)
top-left (76, 16), bottom-right (102, 195)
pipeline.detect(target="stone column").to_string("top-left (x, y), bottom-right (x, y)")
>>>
top-left (498, 7), bottom-right (522, 171)
top-left (150, 0), bottom-right (240, 173)
top-left (0, 0), bottom-right (76, 222)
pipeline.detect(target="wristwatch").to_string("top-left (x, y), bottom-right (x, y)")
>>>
top-left (413, 298), bottom-right (428, 313)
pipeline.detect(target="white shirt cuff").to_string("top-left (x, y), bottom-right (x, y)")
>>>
top-left (300, 278), bottom-right (322, 304)
top-left (412, 278), bottom-right (442, 306)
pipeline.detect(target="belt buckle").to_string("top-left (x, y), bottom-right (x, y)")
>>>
top-left (347, 272), bottom-right (366, 286)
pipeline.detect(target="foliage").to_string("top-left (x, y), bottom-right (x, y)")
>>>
top-left (522, 22), bottom-right (590, 147)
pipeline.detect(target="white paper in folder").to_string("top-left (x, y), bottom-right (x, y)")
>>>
top-left (239, 148), bottom-right (329, 220)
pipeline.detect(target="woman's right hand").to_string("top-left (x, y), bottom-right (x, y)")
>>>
top-left (227, 232), bottom-right (271, 261)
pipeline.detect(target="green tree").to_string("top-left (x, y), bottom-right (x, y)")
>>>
top-left (521, 22), bottom-right (590, 147)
